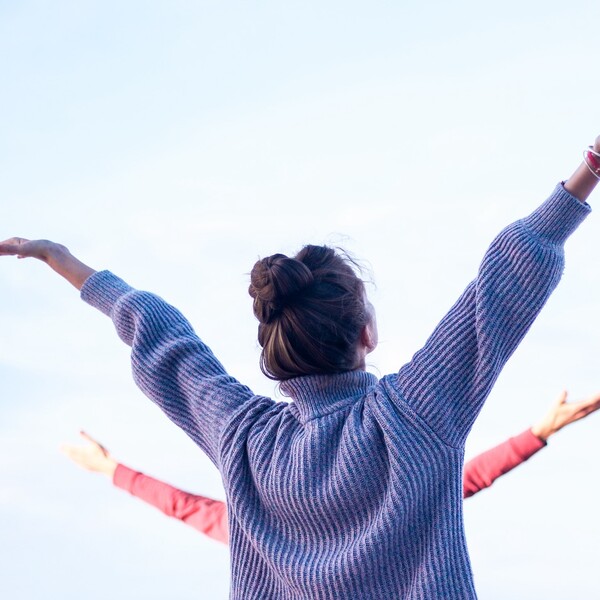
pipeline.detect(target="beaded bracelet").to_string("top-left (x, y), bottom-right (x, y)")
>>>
top-left (583, 146), bottom-right (600, 180)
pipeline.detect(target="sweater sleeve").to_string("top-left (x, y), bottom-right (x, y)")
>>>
top-left (113, 464), bottom-right (229, 544)
top-left (80, 273), bottom-right (268, 465)
top-left (394, 184), bottom-right (590, 447)
top-left (462, 429), bottom-right (546, 498)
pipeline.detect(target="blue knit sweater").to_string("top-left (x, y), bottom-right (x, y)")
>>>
top-left (81, 184), bottom-right (589, 599)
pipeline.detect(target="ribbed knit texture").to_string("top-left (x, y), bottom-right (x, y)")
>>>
top-left (82, 184), bottom-right (589, 599)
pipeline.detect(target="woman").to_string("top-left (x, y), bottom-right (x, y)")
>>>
top-left (1, 139), bottom-right (599, 599)
top-left (60, 389), bottom-right (600, 542)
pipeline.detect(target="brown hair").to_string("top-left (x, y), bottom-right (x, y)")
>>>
top-left (248, 245), bottom-right (369, 381)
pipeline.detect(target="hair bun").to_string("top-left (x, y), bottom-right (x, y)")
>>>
top-left (249, 253), bottom-right (314, 324)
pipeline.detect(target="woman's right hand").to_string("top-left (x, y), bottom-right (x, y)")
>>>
top-left (61, 431), bottom-right (118, 478)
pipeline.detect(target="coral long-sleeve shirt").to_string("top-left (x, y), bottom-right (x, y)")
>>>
top-left (462, 428), bottom-right (545, 498)
top-left (113, 427), bottom-right (546, 545)
top-left (113, 464), bottom-right (229, 543)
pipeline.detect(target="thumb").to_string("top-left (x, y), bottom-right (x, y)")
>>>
top-left (554, 390), bottom-right (568, 407)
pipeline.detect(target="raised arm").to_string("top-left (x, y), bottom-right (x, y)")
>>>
top-left (393, 138), bottom-right (598, 448)
top-left (462, 430), bottom-right (545, 498)
top-left (113, 464), bottom-right (229, 544)
top-left (463, 390), bottom-right (600, 498)
top-left (81, 271), bottom-right (266, 463)
top-left (0, 241), bottom-right (270, 464)
top-left (62, 432), bottom-right (229, 543)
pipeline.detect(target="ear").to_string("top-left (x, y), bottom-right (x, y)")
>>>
top-left (360, 320), bottom-right (378, 354)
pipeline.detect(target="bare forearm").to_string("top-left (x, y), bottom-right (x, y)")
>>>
top-left (44, 244), bottom-right (96, 290)
top-left (563, 137), bottom-right (600, 202)
top-left (100, 457), bottom-right (118, 478)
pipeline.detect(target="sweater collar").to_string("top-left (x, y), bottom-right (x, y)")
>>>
top-left (280, 370), bottom-right (378, 421)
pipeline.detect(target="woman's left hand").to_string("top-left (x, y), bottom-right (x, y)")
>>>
top-left (61, 431), bottom-right (118, 478)
top-left (531, 390), bottom-right (600, 441)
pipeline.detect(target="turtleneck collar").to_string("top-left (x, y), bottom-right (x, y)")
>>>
top-left (280, 370), bottom-right (378, 422)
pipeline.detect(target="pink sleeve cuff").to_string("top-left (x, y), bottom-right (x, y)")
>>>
top-left (113, 464), bottom-right (139, 492)
top-left (514, 428), bottom-right (547, 457)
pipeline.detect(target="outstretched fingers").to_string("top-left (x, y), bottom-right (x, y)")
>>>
top-left (79, 430), bottom-right (109, 456)
top-left (0, 237), bottom-right (31, 257)
top-left (570, 393), bottom-right (600, 421)
top-left (60, 431), bottom-right (118, 476)
top-left (553, 390), bottom-right (568, 408)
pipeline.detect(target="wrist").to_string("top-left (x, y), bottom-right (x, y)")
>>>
top-left (37, 242), bottom-right (70, 268)
top-left (101, 459), bottom-right (118, 479)
top-left (45, 243), bottom-right (71, 265)
top-left (530, 423), bottom-right (553, 442)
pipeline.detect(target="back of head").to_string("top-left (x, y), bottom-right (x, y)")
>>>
top-left (248, 245), bottom-right (368, 381)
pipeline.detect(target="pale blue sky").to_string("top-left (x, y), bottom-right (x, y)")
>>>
top-left (2, 1), bottom-right (600, 598)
